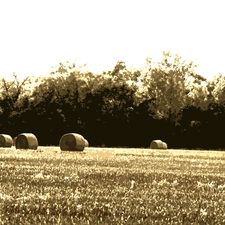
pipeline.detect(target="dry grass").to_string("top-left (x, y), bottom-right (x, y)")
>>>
top-left (1, 147), bottom-right (225, 224)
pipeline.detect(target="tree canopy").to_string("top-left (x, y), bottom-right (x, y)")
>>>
top-left (0, 51), bottom-right (224, 149)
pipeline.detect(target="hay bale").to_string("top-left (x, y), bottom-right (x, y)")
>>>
top-left (84, 139), bottom-right (89, 147)
top-left (150, 140), bottom-right (168, 149)
top-left (59, 133), bottom-right (86, 151)
top-left (15, 133), bottom-right (38, 150)
top-left (0, 134), bottom-right (13, 147)
top-left (162, 142), bottom-right (168, 149)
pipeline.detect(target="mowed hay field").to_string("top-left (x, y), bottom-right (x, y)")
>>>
top-left (1, 147), bottom-right (225, 224)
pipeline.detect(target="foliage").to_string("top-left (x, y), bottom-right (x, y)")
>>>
top-left (1, 52), bottom-right (225, 148)
top-left (80, 63), bottom-right (138, 147)
top-left (141, 52), bottom-right (192, 120)
top-left (0, 74), bottom-right (31, 136)
top-left (207, 74), bottom-right (225, 104)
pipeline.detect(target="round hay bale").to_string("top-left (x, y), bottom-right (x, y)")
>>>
top-left (15, 133), bottom-right (38, 150)
top-left (0, 134), bottom-right (13, 147)
top-left (84, 139), bottom-right (89, 147)
top-left (162, 142), bottom-right (168, 149)
top-left (59, 133), bottom-right (86, 151)
top-left (150, 140), bottom-right (167, 149)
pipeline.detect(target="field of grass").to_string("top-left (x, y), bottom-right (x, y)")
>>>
top-left (1, 147), bottom-right (225, 224)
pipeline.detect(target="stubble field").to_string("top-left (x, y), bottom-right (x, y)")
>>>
top-left (1, 147), bottom-right (225, 224)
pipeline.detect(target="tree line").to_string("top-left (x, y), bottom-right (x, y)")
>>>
top-left (1, 51), bottom-right (224, 149)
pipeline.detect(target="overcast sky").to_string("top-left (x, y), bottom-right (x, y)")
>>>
top-left (0, 0), bottom-right (224, 81)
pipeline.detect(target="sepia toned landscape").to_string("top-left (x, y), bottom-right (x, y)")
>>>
top-left (1, 1), bottom-right (225, 224)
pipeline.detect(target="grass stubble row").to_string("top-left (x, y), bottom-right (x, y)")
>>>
top-left (1, 148), bottom-right (225, 224)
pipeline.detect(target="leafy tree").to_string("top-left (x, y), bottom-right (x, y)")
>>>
top-left (28, 74), bottom-right (83, 145)
top-left (0, 74), bottom-right (30, 135)
top-left (2, 56), bottom-right (224, 149)
top-left (80, 74), bottom-right (137, 146)
top-left (207, 74), bottom-right (225, 104)
top-left (141, 51), bottom-right (197, 122)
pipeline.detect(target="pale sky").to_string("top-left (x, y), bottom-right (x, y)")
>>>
top-left (0, 0), bottom-right (224, 81)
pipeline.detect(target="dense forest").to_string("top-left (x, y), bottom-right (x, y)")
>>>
top-left (1, 51), bottom-right (224, 149)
